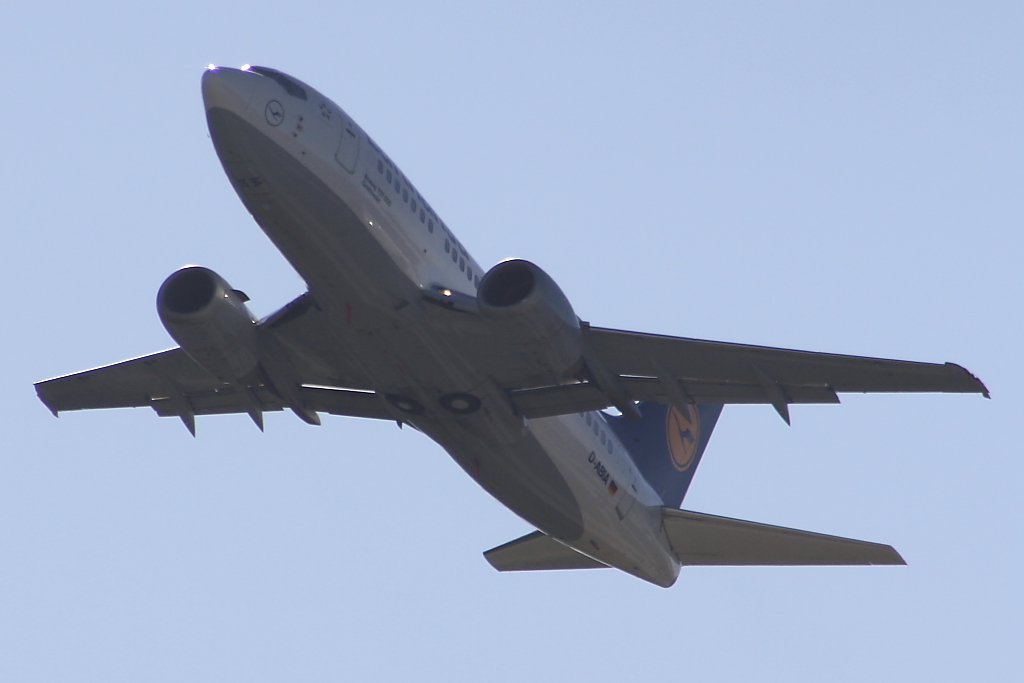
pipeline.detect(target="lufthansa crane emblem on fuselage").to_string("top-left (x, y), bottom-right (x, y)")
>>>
top-left (666, 405), bottom-right (700, 471)
top-left (265, 100), bottom-right (284, 126)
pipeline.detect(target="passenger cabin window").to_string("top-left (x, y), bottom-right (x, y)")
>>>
top-left (427, 219), bottom-right (433, 233)
top-left (386, 170), bottom-right (392, 183)
top-left (444, 240), bottom-right (450, 253)
top-left (377, 160), bottom-right (383, 174)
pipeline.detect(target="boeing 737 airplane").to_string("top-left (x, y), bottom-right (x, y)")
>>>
top-left (35, 66), bottom-right (989, 587)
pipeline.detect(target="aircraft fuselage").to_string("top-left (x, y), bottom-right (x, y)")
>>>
top-left (202, 67), bottom-right (680, 586)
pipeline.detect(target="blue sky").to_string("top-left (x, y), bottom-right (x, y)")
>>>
top-left (2, 2), bottom-right (1021, 681)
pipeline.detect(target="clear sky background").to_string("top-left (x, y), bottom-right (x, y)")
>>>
top-left (2, 2), bottom-right (1021, 681)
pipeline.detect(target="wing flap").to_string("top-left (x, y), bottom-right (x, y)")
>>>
top-left (484, 531), bottom-right (608, 572)
top-left (300, 386), bottom-right (394, 420)
top-left (509, 378), bottom-right (841, 419)
top-left (662, 508), bottom-right (905, 566)
top-left (509, 383), bottom-right (610, 419)
top-left (149, 385), bottom-right (392, 420)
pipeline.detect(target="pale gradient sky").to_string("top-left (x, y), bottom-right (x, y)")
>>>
top-left (2, 2), bottom-right (1021, 681)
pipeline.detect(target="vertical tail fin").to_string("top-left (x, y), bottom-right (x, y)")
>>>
top-left (606, 402), bottom-right (723, 508)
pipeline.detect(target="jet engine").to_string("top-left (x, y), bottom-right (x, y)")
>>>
top-left (157, 266), bottom-right (260, 382)
top-left (477, 259), bottom-right (583, 381)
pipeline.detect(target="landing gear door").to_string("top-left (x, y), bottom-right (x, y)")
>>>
top-left (335, 116), bottom-right (360, 173)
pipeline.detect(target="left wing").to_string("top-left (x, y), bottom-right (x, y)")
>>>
top-left (507, 324), bottom-right (988, 421)
top-left (585, 325), bottom-right (987, 395)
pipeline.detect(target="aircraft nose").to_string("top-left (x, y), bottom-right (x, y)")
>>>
top-left (201, 66), bottom-right (259, 114)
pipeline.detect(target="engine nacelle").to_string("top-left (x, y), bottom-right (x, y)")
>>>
top-left (157, 266), bottom-right (260, 382)
top-left (477, 259), bottom-right (583, 380)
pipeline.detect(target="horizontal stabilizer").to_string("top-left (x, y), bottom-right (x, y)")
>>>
top-left (484, 531), bottom-right (608, 572)
top-left (663, 508), bottom-right (905, 566)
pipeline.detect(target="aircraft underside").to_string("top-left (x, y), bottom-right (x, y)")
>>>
top-left (34, 65), bottom-right (988, 587)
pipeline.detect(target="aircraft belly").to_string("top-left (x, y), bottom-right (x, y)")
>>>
top-left (529, 416), bottom-right (681, 586)
top-left (415, 415), bottom-right (585, 542)
top-left (207, 107), bottom-right (416, 310)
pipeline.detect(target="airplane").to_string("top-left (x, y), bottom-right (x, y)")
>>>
top-left (34, 65), bottom-right (989, 588)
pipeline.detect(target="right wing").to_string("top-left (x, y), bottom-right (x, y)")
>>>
top-left (35, 347), bottom-right (393, 429)
top-left (662, 507), bottom-right (905, 566)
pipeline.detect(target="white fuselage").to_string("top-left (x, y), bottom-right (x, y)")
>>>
top-left (202, 66), bottom-right (681, 586)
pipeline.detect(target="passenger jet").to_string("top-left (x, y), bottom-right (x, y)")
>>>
top-left (35, 66), bottom-right (989, 587)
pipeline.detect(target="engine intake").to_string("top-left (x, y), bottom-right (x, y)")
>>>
top-left (479, 260), bottom-right (536, 308)
top-left (160, 267), bottom-right (218, 315)
top-left (477, 259), bottom-right (582, 381)
top-left (157, 266), bottom-right (259, 382)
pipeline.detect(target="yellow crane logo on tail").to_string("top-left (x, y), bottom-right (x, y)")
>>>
top-left (666, 405), bottom-right (700, 472)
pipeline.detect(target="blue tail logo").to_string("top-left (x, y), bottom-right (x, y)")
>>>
top-left (606, 402), bottom-right (724, 508)
top-left (666, 405), bottom-right (699, 471)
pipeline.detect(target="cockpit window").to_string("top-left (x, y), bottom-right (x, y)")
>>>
top-left (248, 66), bottom-right (308, 100)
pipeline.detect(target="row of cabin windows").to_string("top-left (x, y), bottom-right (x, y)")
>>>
top-left (582, 412), bottom-right (614, 455)
top-left (377, 159), bottom-right (435, 233)
top-left (375, 155), bottom-right (480, 288)
top-left (445, 240), bottom-right (479, 286)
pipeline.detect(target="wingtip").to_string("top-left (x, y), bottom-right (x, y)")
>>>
top-left (944, 362), bottom-right (990, 398)
top-left (882, 545), bottom-right (907, 566)
top-left (35, 385), bottom-right (59, 417)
